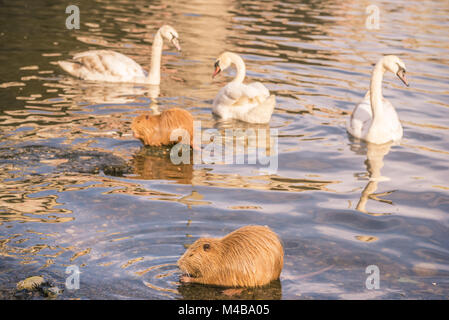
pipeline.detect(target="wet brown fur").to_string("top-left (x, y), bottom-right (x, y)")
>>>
top-left (178, 225), bottom-right (284, 287)
top-left (131, 108), bottom-right (193, 146)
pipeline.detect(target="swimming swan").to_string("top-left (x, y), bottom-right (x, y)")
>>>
top-left (347, 55), bottom-right (409, 144)
top-left (212, 52), bottom-right (275, 124)
top-left (58, 25), bottom-right (180, 84)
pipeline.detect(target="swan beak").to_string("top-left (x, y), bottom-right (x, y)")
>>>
top-left (212, 61), bottom-right (221, 78)
top-left (171, 38), bottom-right (181, 52)
top-left (397, 69), bottom-right (409, 87)
top-left (212, 66), bottom-right (221, 78)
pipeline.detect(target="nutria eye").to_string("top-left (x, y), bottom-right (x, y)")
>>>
top-left (203, 243), bottom-right (210, 251)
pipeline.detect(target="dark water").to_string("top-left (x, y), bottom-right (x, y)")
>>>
top-left (1, 0), bottom-right (449, 299)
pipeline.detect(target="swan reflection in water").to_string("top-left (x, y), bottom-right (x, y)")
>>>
top-left (53, 77), bottom-right (158, 105)
top-left (54, 77), bottom-right (163, 139)
top-left (350, 141), bottom-right (396, 216)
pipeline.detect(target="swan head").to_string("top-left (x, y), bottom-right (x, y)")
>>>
top-left (382, 55), bottom-right (409, 87)
top-left (158, 25), bottom-right (181, 51)
top-left (212, 52), bottom-right (235, 78)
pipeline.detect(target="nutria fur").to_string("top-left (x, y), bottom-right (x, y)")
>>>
top-left (131, 108), bottom-right (193, 146)
top-left (177, 225), bottom-right (284, 287)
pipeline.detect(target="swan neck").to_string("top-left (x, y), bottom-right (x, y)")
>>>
top-left (148, 30), bottom-right (163, 85)
top-left (370, 61), bottom-right (385, 118)
top-left (230, 54), bottom-right (246, 84)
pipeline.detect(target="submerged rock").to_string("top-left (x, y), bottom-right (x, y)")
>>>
top-left (16, 276), bottom-right (45, 291)
top-left (0, 145), bottom-right (132, 176)
top-left (41, 285), bottom-right (64, 298)
top-left (15, 275), bottom-right (63, 299)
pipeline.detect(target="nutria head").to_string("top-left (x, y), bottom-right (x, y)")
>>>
top-left (131, 114), bottom-right (158, 141)
top-left (178, 237), bottom-right (220, 279)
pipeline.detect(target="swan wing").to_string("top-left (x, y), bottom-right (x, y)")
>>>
top-left (61, 50), bottom-right (147, 82)
top-left (347, 93), bottom-right (372, 139)
top-left (247, 81), bottom-right (270, 99)
top-left (213, 81), bottom-right (274, 123)
top-left (347, 92), bottom-right (403, 143)
top-left (238, 94), bottom-right (276, 124)
top-left (382, 98), bottom-right (403, 141)
top-left (215, 82), bottom-right (269, 108)
top-left (213, 82), bottom-right (244, 108)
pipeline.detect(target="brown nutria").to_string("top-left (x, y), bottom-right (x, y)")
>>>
top-left (131, 108), bottom-right (193, 146)
top-left (177, 225), bottom-right (284, 287)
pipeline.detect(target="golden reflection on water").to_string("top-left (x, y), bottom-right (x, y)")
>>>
top-left (0, 171), bottom-right (73, 224)
top-left (0, 232), bottom-right (74, 266)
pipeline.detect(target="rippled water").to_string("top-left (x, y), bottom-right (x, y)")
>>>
top-left (1, 0), bottom-right (449, 299)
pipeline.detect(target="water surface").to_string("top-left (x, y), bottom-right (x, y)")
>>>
top-left (1, 0), bottom-right (449, 299)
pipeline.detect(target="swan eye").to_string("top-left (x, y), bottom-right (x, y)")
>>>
top-left (170, 33), bottom-right (176, 41)
top-left (396, 63), bottom-right (406, 75)
top-left (214, 61), bottom-right (220, 68)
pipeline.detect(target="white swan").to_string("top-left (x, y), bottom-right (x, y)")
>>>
top-left (212, 52), bottom-right (275, 124)
top-left (347, 55), bottom-right (409, 144)
top-left (58, 25), bottom-right (180, 84)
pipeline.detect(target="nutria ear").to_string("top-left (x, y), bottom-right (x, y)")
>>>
top-left (203, 243), bottom-right (210, 251)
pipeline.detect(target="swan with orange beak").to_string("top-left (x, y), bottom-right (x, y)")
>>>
top-left (211, 52), bottom-right (276, 124)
